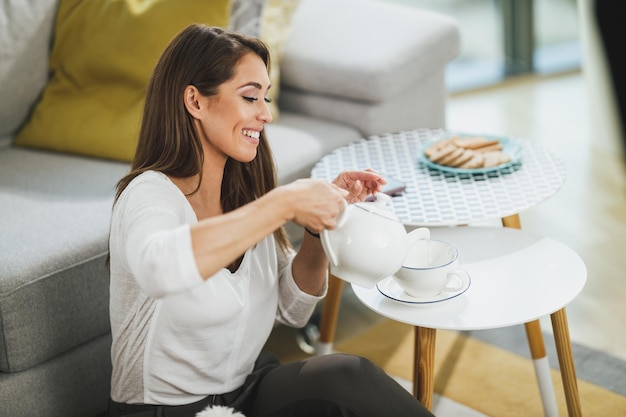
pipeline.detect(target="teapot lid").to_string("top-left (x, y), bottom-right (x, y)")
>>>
top-left (353, 193), bottom-right (399, 221)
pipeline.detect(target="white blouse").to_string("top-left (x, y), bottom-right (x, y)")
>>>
top-left (108, 171), bottom-right (326, 405)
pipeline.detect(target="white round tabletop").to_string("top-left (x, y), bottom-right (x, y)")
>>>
top-left (311, 129), bottom-right (566, 226)
top-left (351, 227), bottom-right (587, 331)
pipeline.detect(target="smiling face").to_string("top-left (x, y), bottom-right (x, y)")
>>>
top-left (185, 52), bottom-right (273, 166)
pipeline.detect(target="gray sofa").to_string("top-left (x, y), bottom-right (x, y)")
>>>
top-left (0, 0), bottom-right (459, 416)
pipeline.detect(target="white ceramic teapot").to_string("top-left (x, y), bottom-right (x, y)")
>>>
top-left (320, 193), bottom-right (430, 288)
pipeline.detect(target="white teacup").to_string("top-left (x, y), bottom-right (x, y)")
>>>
top-left (393, 239), bottom-right (468, 298)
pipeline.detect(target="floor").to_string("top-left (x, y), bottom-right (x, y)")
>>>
top-left (266, 70), bottom-right (626, 367)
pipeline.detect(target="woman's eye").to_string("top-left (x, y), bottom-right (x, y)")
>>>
top-left (243, 96), bottom-right (272, 104)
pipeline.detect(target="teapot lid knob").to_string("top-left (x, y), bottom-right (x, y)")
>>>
top-left (372, 193), bottom-right (392, 205)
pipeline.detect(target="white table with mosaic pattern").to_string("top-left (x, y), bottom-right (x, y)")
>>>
top-left (311, 129), bottom-right (565, 227)
top-left (310, 129), bottom-right (582, 416)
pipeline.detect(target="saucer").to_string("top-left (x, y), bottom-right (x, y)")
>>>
top-left (376, 274), bottom-right (471, 306)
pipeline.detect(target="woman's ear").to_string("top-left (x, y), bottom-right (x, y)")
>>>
top-left (183, 85), bottom-right (202, 119)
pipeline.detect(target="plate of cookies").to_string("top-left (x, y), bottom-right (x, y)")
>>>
top-left (419, 134), bottom-right (523, 174)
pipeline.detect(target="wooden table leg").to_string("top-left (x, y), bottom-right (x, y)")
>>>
top-left (414, 326), bottom-right (437, 410)
top-left (551, 308), bottom-right (583, 417)
top-left (501, 213), bottom-right (522, 229)
top-left (315, 272), bottom-right (344, 355)
top-left (503, 214), bottom-right (559, 416)
top-left (525, 320), bottom-right (559, 417)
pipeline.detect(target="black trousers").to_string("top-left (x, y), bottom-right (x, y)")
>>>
top-left (109, 352), bottom-right (434, 417)
top-left (594, 0), bottom-right (626, 156)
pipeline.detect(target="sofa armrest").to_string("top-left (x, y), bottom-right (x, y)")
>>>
top-left (281, 0), bottom-right (460, 103)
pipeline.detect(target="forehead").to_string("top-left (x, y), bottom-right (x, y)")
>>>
top-left (229, 52), bottom-right (270, 86)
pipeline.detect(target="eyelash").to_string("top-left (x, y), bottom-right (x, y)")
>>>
top-left (243, 96), bottom-right (272, 104)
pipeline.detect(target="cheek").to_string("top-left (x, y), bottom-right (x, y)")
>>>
top-left (198, 117), bottom-right (226, 141)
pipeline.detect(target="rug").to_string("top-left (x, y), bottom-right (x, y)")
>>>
top-left (333, 319), bottom-right (626, 417)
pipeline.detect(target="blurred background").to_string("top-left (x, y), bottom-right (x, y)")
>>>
top-left (371, 0), bottom-right (581, 92)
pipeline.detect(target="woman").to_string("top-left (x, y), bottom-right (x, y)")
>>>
top-left (108, 24), bottom-right (434, 417)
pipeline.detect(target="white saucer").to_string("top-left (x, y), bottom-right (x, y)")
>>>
top-left (376, 274), bottom-right (471, 306)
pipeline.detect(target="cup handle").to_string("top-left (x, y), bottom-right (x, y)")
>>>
top-left (445, 268), bottom-right (468, 292)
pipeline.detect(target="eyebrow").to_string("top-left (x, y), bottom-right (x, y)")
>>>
top-left (239, 82), bottom-right (272, 91)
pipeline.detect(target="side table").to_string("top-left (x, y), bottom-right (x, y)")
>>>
top-left (310, 129), bottom-right (572, 416)
top-left (351, 226), bottom-right (586, 417)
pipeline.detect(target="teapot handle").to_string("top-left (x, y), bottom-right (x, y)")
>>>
top-left (320, 200), bottom-right (349, 267)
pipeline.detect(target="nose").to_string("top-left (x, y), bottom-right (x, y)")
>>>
top-left (260, 101), bottom-right (273, 124)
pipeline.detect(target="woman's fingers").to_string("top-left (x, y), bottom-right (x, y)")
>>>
top-left (332, 169), bottom-right (386, 202)
top-left (287, 179), bottom-right (347, 231)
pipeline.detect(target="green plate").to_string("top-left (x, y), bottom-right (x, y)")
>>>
top-left (418, 134), bottom-right (523, 175)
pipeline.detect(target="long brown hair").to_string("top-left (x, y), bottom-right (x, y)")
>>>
top-left (114, 25), bottom-right (290, 256)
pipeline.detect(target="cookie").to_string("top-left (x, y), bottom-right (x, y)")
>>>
top-left (428, 143), bottom-right (457, 163)
top-left (459, 153), bottom-right (484, 169)
top-left (436, 147), bottom-right (465, 165)
top-left (453, 136), bottom-right (500, 150)
top-left (482, 151), bottom-right (511, 168)
top-left (448, 149), bottom-right (475, 167)
top-left (473, 143), bottom-right (503, 153)
top-left (424, 138), bottom-right (454, 158)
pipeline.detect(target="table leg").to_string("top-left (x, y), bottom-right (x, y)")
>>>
top-left (315, 272), bottom-right (344, 355)
top-left (413, 326), bottom-right (437, 410)
top-left (525, 320), bottom-right (559, 417)
top-left (551, 308), bottom-right (583, 417)
top-left (503, 214), bottom-right (559, 416)
top-left (501, 213), bottom-right (522, 229)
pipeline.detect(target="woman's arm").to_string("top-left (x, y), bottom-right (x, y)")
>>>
top-left (123, 170), bottom-right (382, 297)
top-left (190, 178), bottom-right (346, 280)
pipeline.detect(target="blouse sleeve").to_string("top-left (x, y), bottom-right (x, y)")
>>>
top-left (274, 245), bottom-right (328, 328)
top-left (113, 174), bottom-right (204, 298)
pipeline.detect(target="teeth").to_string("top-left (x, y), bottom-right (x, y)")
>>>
top-left (242, 129), bottom-right (260, 139)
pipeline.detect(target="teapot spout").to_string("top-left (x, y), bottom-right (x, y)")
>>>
top-left (407, 227), bottom-right (431, 243)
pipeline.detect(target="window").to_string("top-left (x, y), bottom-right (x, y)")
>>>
top-left (371, 0), bottom-right (581, 92)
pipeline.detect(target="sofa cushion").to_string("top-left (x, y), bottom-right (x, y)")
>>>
top-left (0, 148), bottom-right (129, 371)
top-left (281, 0), bottom-right (460, 103)
top-left (0, 0), bottom-right (58, 146)
top-left (230, 0), bottom-right (301, 120)
top-left (281, 70), bottom-right (448, 136)
top-left (0, 333), bottom-right (112, 417)
top-left (265, 120), bottom-right (323, 185)
top-left (272, 112), bottom-right (362, 159)
top-left (14, 0), bottom-right (231, 162)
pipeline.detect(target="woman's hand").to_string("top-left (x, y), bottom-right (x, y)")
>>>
top-left (332, 169), bottom-right (386, 203)
top-left (282, 169), bottom-right (386, 233)
top-left (283, 179), bottom-right (348, 233)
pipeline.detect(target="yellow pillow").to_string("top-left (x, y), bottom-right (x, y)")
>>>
top-left (15, 0), bottom-right (231, 161)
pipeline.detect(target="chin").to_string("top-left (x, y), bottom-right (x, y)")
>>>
top-left (235, 148), bottom-right (258, 163)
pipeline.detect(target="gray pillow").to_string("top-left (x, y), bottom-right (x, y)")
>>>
top-left (0, 0), bottom-right (58, 140)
